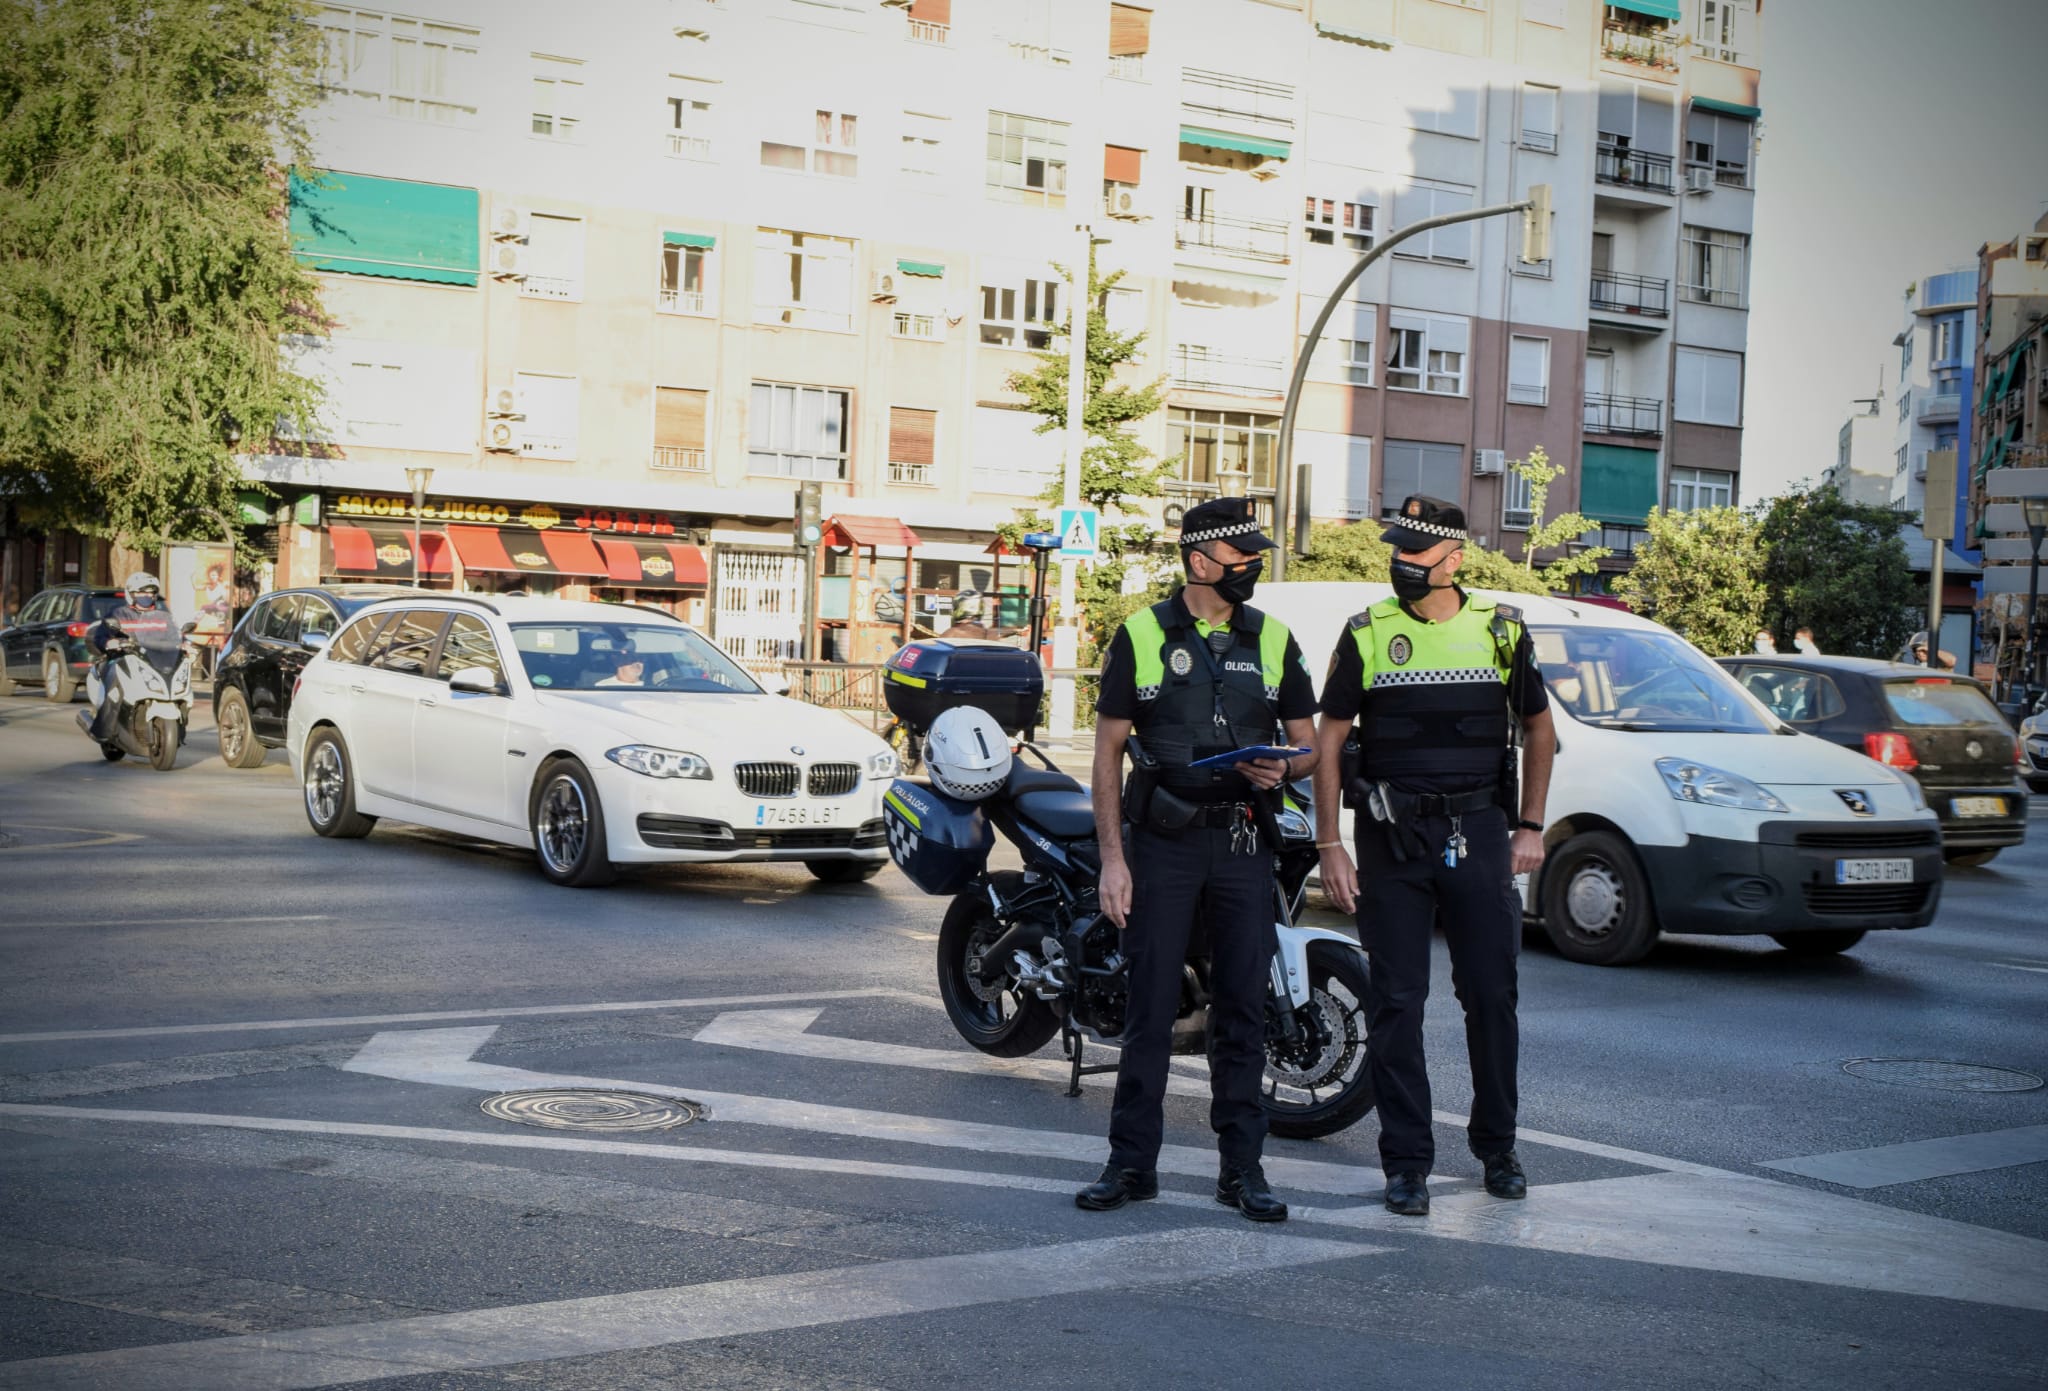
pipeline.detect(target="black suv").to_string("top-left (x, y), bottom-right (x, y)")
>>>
top-left (213, 584), bottom-right (416, 767)
top-left (1718, 654), bottom-right (2029, 867)
top-left (1, 585), bottom-right (127, 701)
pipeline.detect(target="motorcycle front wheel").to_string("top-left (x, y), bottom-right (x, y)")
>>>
top-left (1262, 941), bottom-right (1376, 1140)
top-left (936, 871), bottom-right (1061, 1058)
top-left (146, 715), bottom-right (179, 771)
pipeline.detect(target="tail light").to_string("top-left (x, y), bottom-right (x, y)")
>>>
top-left (65, 622), bottom-right (90, 637)
top-left (292, 675), bottom-right (304, 701)
top-left (1863, 731), bottom-right (1919, 770)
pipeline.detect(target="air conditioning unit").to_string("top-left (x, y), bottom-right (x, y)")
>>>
top-left (870, 270), bottom-right (898, 302)
top-left (491, 206), bottom-right (530, 241)
top-left (1104, 183), bottom-right (1140, 219)
top-left (1473, 448), bottom-right (1506, 476)
top-left (489, 242), bottom-right (529, 280)
top-left (487, 383), bottom-right (524, 419)
top-left (1684, 166), bottom-right (1715, 193)
top-left (484, 419), bottom-right (522, 453)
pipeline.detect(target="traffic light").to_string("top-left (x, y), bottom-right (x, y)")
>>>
top-left (795, 481), bottom-right (823, 551)
top-left (1520, 183), bottom-right (1553, 266)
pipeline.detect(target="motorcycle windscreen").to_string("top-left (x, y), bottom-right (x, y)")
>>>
top-left (881, 779), bottom-right (993, 895)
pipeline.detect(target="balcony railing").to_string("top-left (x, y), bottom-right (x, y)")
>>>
top-left (888, 461), bottom-right (935, 486)
top-left (1170, 346), bottom-right (1286, 398)
top-left (1181, 68), bottom-right (1295, 137)
top-left (1595, 140), bottom-right (1674, 191)
top-left (1589, 269), bottom-right (1670, 318)
top-left (1107, 52), bottom-right (1146, 80)
top-left (1007, 39), bottom-right (1071, 67)
top-left (906, 17), bottom-right (948, 44)
top-left (1168, 481), bottom-right (1276, 532)
top-left (665, 132), bottom-right (712, 161)
top-left (891, 310), bottom-right (941, 341)
top-left (1174, 212), bottom-right (1290, 264)
top-left (1917, 391), bottom-right (1961, 424)
top-left (658, 288), bottom-right (707, 314)
top-left (1583, 392), bottom-right (1665, 437)
top-left (651, 445), bottom-right (707, 473)
top-left (1600, 20), bottom-right (1682, 73)
top-left (1520, 127), bottom-right (1558, 153)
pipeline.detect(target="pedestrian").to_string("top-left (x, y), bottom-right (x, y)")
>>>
top-left (1079, 496), bottom-right (1320, 1223)
top-left (1753, 628), bottom-right (1777, 655)
top-left (1793, 626), bottom-right (1821, 656)
top-left (1312, 495), bottom-right (1557, 1217)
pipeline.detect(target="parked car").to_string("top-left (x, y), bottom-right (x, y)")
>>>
top-left (1717, 654), bottom-right (2029, 868)
top-left (0, 585), bottom-right (127, 702)
top-left (1258, 584), bottom-right (1944, 964)
top-left (212, 584), bottom-right (418, 768)
top-left (2022, 696), bottom-right (2048, 794)
top-left (285, 595), bottom-right (897, 886)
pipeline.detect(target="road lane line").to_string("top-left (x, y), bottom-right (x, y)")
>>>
top-left (1760, 1124), bottom-right (2048, 1188)
top-left (0, 1227), bottom-right (1378, 1391)
top-left (6, 915), bottom-right (335, 928)
top-left (1993, 962), bottom-right (2048, 975)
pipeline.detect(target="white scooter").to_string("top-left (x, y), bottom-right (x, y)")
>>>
top-left (77, 627), bottom-right (198, 771)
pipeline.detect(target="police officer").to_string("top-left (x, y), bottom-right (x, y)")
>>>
top-left (1311, 496), bottom-right (1556, 1217)
top-left (1078, 497), bottom-right (1320, 1222)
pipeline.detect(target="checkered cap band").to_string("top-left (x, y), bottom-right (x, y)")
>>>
top-left (1388, 517), bottom-right (1467, 542)
top-left (1180, 519), bottom-right (1263, 544)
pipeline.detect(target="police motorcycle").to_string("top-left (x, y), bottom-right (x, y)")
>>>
top-left (77, 618), bottom-right (200, 771)
top-left (881, 689), bottom-right (1376, 1140)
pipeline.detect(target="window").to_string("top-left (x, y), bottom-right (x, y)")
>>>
top-left (664, 76), bottom-right (715, 161)
top-left (514, 372), bottom-right (579, 459)
top-left (1000, 0), bottom-right (1069, 66)
top-left (1386, 312), bottom-right (1468, 395)
top-left (1895, 443), bottom-right (1910, 474)
top-left (1596, 82), bottom-right (1676, 190)
top-left (368, 610), bottom-right (448, 677)
top-left (256, 596), bottom-right (302, 642)
top-left (1681, 225), bottom-right (1748, 307)
top-left (523, 213), bottom-right (584, 300)
top-left (986, 111), bottom-right (1069, 205)
top-left (979, 276), bottom-right (1060, 348)
top-left (1301, 294), bottom-right (1374, 387)
top-left (904, 0), bottom-right (950, 43)
top-left (763, 110), bottom-right (859, 177)
top-left (891, 265), bottom-right (947, 340)
top-left (1737, 666), bottom-right (1842, 724)
top-left (1304, 196), bottom-right (1374, 251)
top-left (530, 55), bottom-right (584, 139)
top-left (316, 8), bottom-right (479, 123)
top-left (1668, 465), bottom-right (1734, 511)
top-left (749, 382), bottom-right (849, 479)
top-left (889, 407), bottom-right (938, 486)
top-left (435, 614), bottom-right (504, 685)
top-left (1502, 467), bottom-right (1534, 530)
top-left (1100, 284), bottom-right (1145, 346)
top-left (1408, 86), bottom-right (1481, 140)
top-left (1391, 182), bottom-right (1473, 263)
top-left (1525, 0), bottom-right (1566, 24)
top-left (1931, 314), bottom-right (1963, 364)
top-left (901, 111), bottom-right (948, 180)
top-left (1694, 0), bottom-right (1756, 64)
top-left (1897, 393), bottom-right (1911, 422)
top-left (1521, 84), bottom-right (1559, 152)
top-left (753, 228), bottom-right (856, 332)
top-left (1672, 347), bottom-right (1743, 425)
top-left (660, 235), bottom-right (715, 314)
top-left (287, 335), bottom-right (477, 452)
top-left (653, 386), bottom-right (708, 472)
top-left (972, 404), bottom-right (1063, 495)
top-left (1684, 106), bottom-right (1751, 187)
top-left (331, 613), bottom-right (388, 664)
top-left (1900, 328), bottom-right (1913, 380)
top-left (1508, 336), bottom-right (1549, 406)
top-left (1109, 3), bottom-right (1150, 77)
top-left (1379, 441), bottom-right (1463, 514)
top-left (1319, 336), bottom-right (1374, 386)
top-left (1298, 430), bottom-right (1373, 521)
top-left (1104, 143), bottom-right (1144, 210)
top-left (299, 600), bottom-right (342, 645)
top-left (1168, 408), bottom-right (1281, 494)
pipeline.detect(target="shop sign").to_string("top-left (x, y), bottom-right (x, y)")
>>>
top-left (332, 493), bottom-right (681, 536)
top-left (376, 543), bottom-right (412, 568)
top-left (641, 554), bottom-right (674, 577)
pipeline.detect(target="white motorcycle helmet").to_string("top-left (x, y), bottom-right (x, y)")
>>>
top-left (924, 706), bottom-right (1013, 801)
top-left (125, 571), bottom-right (162, 601)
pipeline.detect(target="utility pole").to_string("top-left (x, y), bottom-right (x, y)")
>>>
top-left (1048, 221), bottom-right (1096, 742)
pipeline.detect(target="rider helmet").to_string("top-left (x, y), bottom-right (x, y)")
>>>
top-left (924, 706), bottom-right (1013, 801)
top-left (124, 571), bottom-right (162, 599)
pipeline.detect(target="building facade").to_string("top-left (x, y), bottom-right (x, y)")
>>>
top-left (1887, 269), bottom-right (1976, 539)
top-left (1968, 214), bottom-right (2048, 689)
top-left (256, 0), bottom-right (1766, 659)
top-left (1824, 400), bottom-right (1892, 509)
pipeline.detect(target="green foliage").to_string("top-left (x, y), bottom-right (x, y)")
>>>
top-left (1754, 485), bottom-right (1921, 659)
top-left (0, 0), bottom-right (327, 546)
top-left (1612, 505), bottom-right (1767, 655)
top-left (1286, 521), bottom-right (1548, 596)
top-left (1510, 446), bottom-right (1610, 589)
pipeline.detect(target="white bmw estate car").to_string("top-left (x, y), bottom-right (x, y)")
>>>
top-left (286, 595), bottom-right (896, 886)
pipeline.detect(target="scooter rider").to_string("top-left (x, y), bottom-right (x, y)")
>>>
top-left (1078, 496), bottom-right (1320, 1222)
top-left (86, 572), bottom-right (181, 742)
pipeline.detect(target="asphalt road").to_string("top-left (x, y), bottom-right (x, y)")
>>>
top-left (2, 690), bottom-right (2046, 1390)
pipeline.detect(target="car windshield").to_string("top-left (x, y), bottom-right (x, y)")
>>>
top-left (1530, 625), bottom-right (1775, 734)
top-left (510, 621), bottom-right (760, 694)
top-left (1882, 679), bottom-right (2003, 728)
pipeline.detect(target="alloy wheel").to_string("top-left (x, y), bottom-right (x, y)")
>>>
top-left (536, 774), bottom-right (589, 874)
top-left (219, 703), bottom-right (248, 763)
top-left (305, 741), bottom-right (344, 827)
top-left (45, 657), bottom-right (61, 698)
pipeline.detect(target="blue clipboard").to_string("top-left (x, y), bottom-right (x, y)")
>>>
top-left (1188, 744), bottom-right (1311, 770)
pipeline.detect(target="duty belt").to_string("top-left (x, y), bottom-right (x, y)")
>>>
top-left (1406, 787), bottom-right (1499, 818)
top-left (1185, 801), bottom-right (1257, 827)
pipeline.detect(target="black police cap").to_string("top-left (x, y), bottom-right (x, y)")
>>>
top-left (1379, 494), bottom-right (1469, 551)
top-left (1177, 496), bottom-right (1274, 551)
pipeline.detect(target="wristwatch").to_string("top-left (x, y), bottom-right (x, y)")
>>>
top-left (1515, 819), bottom-right (1543, 833)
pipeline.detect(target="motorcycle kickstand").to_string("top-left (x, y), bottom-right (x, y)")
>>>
top-left (1060, 1019), bottom-right (1118, 1099)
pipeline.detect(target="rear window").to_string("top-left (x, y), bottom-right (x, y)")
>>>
top-left (84, 595), bottom-right (124, 621)
top-left (1883, 680), bottom-right (2003, 728)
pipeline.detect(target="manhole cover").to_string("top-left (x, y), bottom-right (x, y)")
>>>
top-left (1840, 1059), bottom-right (2044, 1093)
top-left (480, 1089), bottom-right (702, 1131)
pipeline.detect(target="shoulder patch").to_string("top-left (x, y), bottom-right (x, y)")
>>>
top-left (1346, 609), bottom-right (1374, 632)
top-left (1493, 603), bottom-right (1523, 624)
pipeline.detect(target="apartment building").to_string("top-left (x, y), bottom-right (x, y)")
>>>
top-left (1887, 269), bottom-right (1977, 535)
top-left (1824, 399), bottom-right (1892, 508)
top-left (1970, 214), bottom-right (2048, 645)
top-left (251, 0), bottom-right (1766, 660)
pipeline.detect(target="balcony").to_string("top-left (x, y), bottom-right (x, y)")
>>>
top-left (1596, 140), bottom-right (1675, 192)
top-left (1175, 212), bottom-right (1290, 265)
top-left (1917, 391), bottom-right (1961, 424)
top-left (658, 288), bottom-right (707, 314)
top-left (1181, 68), bottom-right (1296, 140)
top-left (1589, 270), bottom-right (1670, 319)
top-left (1007, 39), bottom-right (1070, 67)
top-left (888, 461), bottom-right (935, 486)
top-left (1167, 481), bottom-right (1275, 532)
top-left (651, 445), bottom-right (707, 473)
top-left (1600, 18), bottom-right (1682, 74)
top-left (665, 132), bottom-right (712, 161)
top-left (905, 17), bottom-right (948, 45)
top-left (1583, 393), bottom-right (1665, 437)
top-left (1170, 346), bottom-right (1285, 398)
top-left (1108, 52), bottom-right (1146, 80)
top-left (1684, 158), bottom-right (1750, 190)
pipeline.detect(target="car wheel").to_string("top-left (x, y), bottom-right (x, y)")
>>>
top-left (1540, 830), bottom-right (1659, 966)
top-left (805, 859), bottom-right (886, 883)
top-left (1943, 848), bottom-right (1999, 868)
top-left (43, 651), bottom-right (78, 703)
top-left (216, 687), bottom-right (268, 768)
top-left (1771, 929), bottom-right (1867, 956)
top-left (531, 759), bottom-right (616, 887)
top-left (303, 728), bottom-right (376, 838)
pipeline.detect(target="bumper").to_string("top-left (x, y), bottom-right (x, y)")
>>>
top-left (1637, 819), bottom-right (1943, 937)
top-left (1926, 783), bottom-right (2030, 850)
top-left (2021, 737), bottom-right (2048, 786)
top-left (614, 813), bottom-right (890, 864)
top-left (601, 771), bottom-right (891, 865)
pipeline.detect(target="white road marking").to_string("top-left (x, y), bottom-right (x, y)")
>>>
top-left (0, 825), bottom-right (144, 853)
top-left (12, 915), bottom-right (335, 929)
top-left (0, 1227), bottom-right (1379, 1391)
top-left (1993, 962), bottom-right (2048, 975)
top-left (1761, 1123), bottom-right (2048, 1188)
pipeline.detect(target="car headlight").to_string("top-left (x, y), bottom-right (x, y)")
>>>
top-left (606, 745), bottom-right (712, 780)
top-left (1655, 757), bottom-right (1788, 813)
top-left (865, 749), bottom-right (899, 780)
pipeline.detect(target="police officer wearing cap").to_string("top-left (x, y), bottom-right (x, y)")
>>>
top-left (1078, 496), bottom-right (1320, 1222)
top-left (1311, 495), bottom-right (1556, 1217)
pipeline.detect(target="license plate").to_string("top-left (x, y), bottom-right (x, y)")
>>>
top-left (754, 803), bottom-right (837, 827)
top-left (1952, 796), bottom-right (2007, 818)
top-left (1835, 858), bottom-right (1913, 885)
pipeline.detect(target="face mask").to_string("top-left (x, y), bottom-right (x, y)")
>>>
top-left (133, 592), bottom-right (159, 609)
top-left (1192, 555), bottom-right (1262, 606)
top-left (1389, 557), bottom-right (1449, 602)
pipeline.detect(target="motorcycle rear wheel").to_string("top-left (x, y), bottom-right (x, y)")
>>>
top-left (146, 715), bottom-right (179, 771)
top-left (937, 871), bottom-right (1060, 1058)
top-left (1263, 941), bottom-right (1376, 1140)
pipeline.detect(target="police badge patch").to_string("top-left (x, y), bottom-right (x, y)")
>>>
top-left (1388, 634), bottom-right (1413, 666)
top-left (1169, 647), bottom-right (1194, 676)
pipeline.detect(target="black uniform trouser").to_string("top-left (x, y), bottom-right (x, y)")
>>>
top-left (1354, 803), bottom-right (1520, 1175)
top-left (1107, 821), bottom-right (1276, 1172)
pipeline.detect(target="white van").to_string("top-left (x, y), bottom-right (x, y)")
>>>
top-left (1257, 583), bottom-right (1944, 965)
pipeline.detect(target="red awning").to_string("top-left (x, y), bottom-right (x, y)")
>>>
top-left (823, 514), bottom-right (922, 550)
top-left (539, 528), bottom-right (607, 577)
top-left (596, 539), bottom-right (708, 589)
top-left (445, 525), bottom-right (607, 577)
top-left (329, 524), bottom-right (451, 576)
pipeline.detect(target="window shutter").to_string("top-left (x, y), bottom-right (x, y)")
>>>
top-left (890, 407), bottom-right (937, 465)
top-left (1635, 90), bottom-right (1675, 156)
top-left (655, 386), bottom-right (707, 449)
top-left (1417, 443), bottom-right (1463, 499)
top-left (1430, 314), bottom-right (1472, 357)
top-left (1108, 4), bottom-right (1150, 55)
top-left (1103, 143), bottom-right (1142, 184)
top-left (1597, 81), bottom-right (1634, 138)
top-left (908, 0), bottom-right (950, 23)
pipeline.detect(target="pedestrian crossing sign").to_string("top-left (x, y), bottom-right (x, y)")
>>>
top-left (1057, 506), bottom-right (1100, 561)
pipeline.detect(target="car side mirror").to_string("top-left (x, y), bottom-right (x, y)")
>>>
top-left (180, 621), bottom-right (198, 636)
top-left (448, 665), bottom-right (503, 695)
top-left (302, 632), bottom-right (331, 651)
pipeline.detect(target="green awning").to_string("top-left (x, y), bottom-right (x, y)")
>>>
top-left (896, 258), bottom-right (945, 278)
top-left (663, 230), bottom-right (716, 248)
top-left (289, 170), bottom-right (479, 286)
top-left (1606, 0), bottom-right (1681, 21)
top-left (1692, 96), bottom-right (1760, 120)
top-left (1580, 444), bottom-right (1660, 525)
top-left (1179, 125), bottom-right (1291, 161)
top-left (1314, 21), bottom-right (1395, 48)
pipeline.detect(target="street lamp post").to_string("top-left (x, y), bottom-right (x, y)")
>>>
top-left (404, 466), bottom-right (435, 588)
top-left (2025, 498), bottom-right (2048, 697)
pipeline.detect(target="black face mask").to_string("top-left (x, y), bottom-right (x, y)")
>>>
top-left (1389, 557), bottom-right (1452, 602)
top-left (1191, 555), bottom-right (1263, 606)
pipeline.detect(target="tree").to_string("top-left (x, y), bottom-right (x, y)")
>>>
top-left (1287, 520), bottom-right (1549, 596)
top-left (1754, 485), bottom-right (1920, 659)
top-left (1612, 505), bottom-right (1767, 655)
top-left (1510, 446), bottom-right (1609, 590)
top-left (0, 0), bottom-right (327, 552)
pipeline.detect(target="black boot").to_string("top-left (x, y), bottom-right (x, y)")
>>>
top-left (1383, 1171), bottom-right (1430, 1216)
top-left (1075, 1163), bottom-right (1158, 1211)
top-left (1478, 1149), bottom-right (1527, 1200)
top-left (1216, 1160), bottom-right (1289, 1223)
